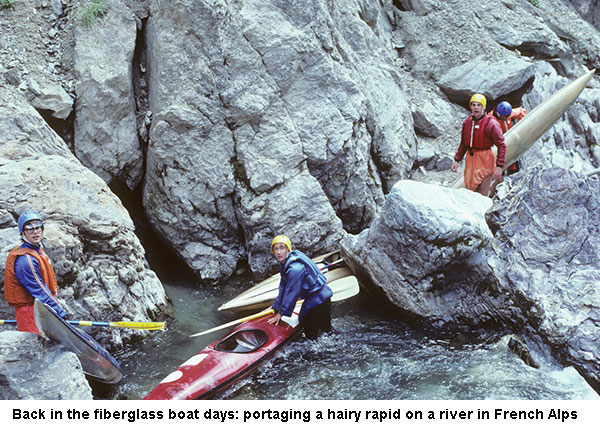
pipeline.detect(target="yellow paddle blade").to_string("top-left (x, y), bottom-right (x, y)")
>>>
top-left (110, 321), bottom-right (166, 330)
top-left (329, 275), bottom-right (360, 301)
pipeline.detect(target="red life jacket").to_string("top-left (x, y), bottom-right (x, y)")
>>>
top-left (461, 114), bottom-right (495, 152)
top-left (4, 246), bottom-right (59, 308)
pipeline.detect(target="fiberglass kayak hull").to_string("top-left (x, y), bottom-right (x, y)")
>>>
top-left (218, 250), bottom-right (352, 312)
top-left (144, 312), bottom-right (301, 400)
top-left (33, 298), bottom-right (123, 384)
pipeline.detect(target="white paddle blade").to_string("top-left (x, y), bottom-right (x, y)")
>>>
top-left (329, 276), bottom-right (360, 301)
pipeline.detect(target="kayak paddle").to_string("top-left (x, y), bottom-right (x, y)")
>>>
top-left (190, 275), bottom-right (360, 338)
top-left (1, 318), bottom-right (165, 331)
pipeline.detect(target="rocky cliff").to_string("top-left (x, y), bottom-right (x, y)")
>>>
top-left (1, 0), bottom-right (600, 397)
top-left (2, 0), bottom-right (600, 280)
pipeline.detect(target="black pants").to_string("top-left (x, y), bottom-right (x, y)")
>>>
top-left (301, 298), bottom-right (331, 340)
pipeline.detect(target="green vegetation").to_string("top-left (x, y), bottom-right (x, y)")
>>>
top-left (78, 0), bottom-right (109, 27)
top-left (0, 0), bottom-right (18, 9)
top-left (527, 0), bottom-right (540, 7)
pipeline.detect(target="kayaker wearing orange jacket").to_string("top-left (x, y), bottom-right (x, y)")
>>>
top-left (451, 93), bottom-right (506, 194)
top-left (267, 235), bottom-right (333, 339)
top-left (489, 101), bottom-right (527, 174)
top-left (4, 210), bottom-right (66, 334)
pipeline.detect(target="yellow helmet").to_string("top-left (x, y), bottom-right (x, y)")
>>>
top-left (469, 93), bottom-right (487, 109)
top-left (271, 235), bottom-right (292, 254)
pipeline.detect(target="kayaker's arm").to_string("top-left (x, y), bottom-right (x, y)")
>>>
top-left (272, 262), bottom-right (305, 317)
top-left (14, 254), bottom-right (66, 318)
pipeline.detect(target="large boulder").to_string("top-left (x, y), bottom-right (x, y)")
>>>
top-left (341, 169), bottom-right (600, 391)
top-left (143, 0), bottom-right (416, 279)
top-left (0, 331), bottom-right (93, 400)
top-left (341, 180), bottom-right (501, 329)
top-left (486, 166), bottom-right (600, 391)
top-left (438, 57), bottom-right (535, 106)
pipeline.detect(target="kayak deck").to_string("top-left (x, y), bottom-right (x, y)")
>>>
top-left (144, 309), bottom-right (301, 400)
top-left (219, 250), bottom-right (352, 312)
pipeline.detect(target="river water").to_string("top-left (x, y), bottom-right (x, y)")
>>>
top-left (109, 276), bottom-right (598, 400)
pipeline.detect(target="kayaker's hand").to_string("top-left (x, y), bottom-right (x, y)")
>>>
top-left (493, 166), bottom-right (503, 180)
top-left (267, 313), bottom-right (282, 325)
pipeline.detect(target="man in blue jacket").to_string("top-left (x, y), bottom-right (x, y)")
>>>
top-left (4, 210), bottom-right (67, 334)
top-left (267, 235), bottom-right (333, 339)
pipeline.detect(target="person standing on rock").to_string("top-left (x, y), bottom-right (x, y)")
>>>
top-left (451, 93), bottom-right (507, 196)
top-left (267, 235), bottom-right (333, 339)
top-left (489, 101), bottom-right (527, 175)
top-left (4, 210), bottom-right (66, 335)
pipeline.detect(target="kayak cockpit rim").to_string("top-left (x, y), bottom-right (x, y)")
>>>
top-left (215, 329), bottom-right (269, 353)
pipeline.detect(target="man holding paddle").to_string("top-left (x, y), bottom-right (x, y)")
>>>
top-left (267, 235), bottom-right (333, 339)
top-left (4, 210), bottom-right (67, 334)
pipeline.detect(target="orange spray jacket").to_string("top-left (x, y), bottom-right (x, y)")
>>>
top-left (490, 107), bottom-right (527, 134)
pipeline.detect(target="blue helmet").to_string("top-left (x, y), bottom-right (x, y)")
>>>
top-left (496, 101), bottom-right (513, 117)
top-left (18, 210), bottom-right (43, 234)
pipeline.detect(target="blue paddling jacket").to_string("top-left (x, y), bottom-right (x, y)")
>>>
top-left (272, 250), bottom-right (333, 321)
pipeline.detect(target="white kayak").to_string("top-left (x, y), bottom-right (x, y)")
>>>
top-left (218, 251), bottom-right (353, 312)
top-left (452, 69), bottom-right (595, 189)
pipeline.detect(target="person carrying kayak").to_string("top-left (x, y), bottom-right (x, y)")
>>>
top-left (489, 100), bottom-right (527, 175)
top-left (267, 235), bottom-right (333, 339)
top-left (4, 210), bottom-right (67, 334)
top-left (451, 93), bottom-right (507, 195)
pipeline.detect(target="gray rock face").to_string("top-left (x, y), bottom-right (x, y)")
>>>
top-left (142, 0), bottom-right (415, 278)
top-left (438, 57), bottom-right (535, 106)
top-left (2, 0), bottom-right (600, 397)
top-left (486, 166), bottom-right (600, 391)
top-left (73, 0), bottom-right (143, 190)
top-left (341, 168), bottom-right (600, 390)
top-left (0, 331), bottom-right (93, 400)
top-left (4, 1), bottom-right (600, 283)
top-left (0, 85), bottom-right (168, 349)
top-left (341, 180), bottom-right (498, 328)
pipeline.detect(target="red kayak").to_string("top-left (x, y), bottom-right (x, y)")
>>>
top-left (144, 310), bottom-right (301, 400)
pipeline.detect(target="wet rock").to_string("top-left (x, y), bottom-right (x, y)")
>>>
top-left (341, 180), bottom-right (499, 329)
top-left (508, 336), bottom-right (539, 369)
top-left (0, 331), bottom-right (93, 400)
top-left (487, 166), bottom-right (600, 391)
